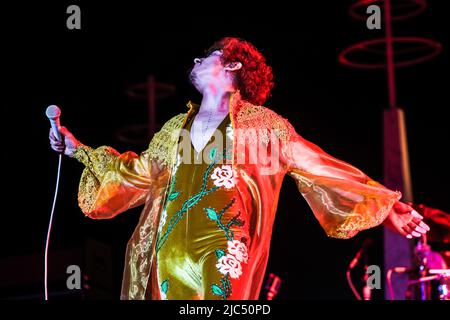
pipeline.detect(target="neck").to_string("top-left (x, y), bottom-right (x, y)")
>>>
top-left (198, 88), bottom-right (235, 115)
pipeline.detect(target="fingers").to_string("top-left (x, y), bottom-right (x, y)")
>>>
top-left (408, 211), bottom-right (430, 234)
top-left (411, 231), bottom-right (421, 237)
top-left (404, 231), bottom-right (421, 239)
top-left (51, 145), bottom-right (65, 153)
top-left (419, 221), bottom-right (430, 231)
top-left (392, 202), bottom-right (431, 240)
top-left (50, 142), bottom-right (65, 153)
top-left (49, 128), bottom-right (65, 153)
top-left (404, 220), bottom-right (430, 240)
top-left (50, 140), bottom-right (64, 148)
top-left (402, 224), bottom-right (415, 236)
top-left (49, 128), bottom-right (64, 144)
top-left (49, 128), bottom-right (58, 142)
top-left (414, 225), bottom-right (427, 234)
top-left (411, 210), bottom-right (424, 220)
top-left (402, 224), bottom-right (422, 239)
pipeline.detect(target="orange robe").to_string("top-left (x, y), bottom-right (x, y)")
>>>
top-left (72, 91), bottom-right (401, 299)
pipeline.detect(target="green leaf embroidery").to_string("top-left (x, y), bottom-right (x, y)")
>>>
top-left (161, 280), bottom-right (169, 294)
top-left (209, 147), bottom-right (217, 161)
top-left (168, 191), bottom-right (180, 201)
top-left (211, 284), bottom-right (224, 296)
top-left (205, 208), bottom-right (218, 221)
top-left (215, 249), bottom-right (225, 259)
top-left (156, 160), bottom-right (218, 253)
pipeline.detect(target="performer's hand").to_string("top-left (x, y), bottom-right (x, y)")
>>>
top-left (383, 201), bottom-right (430, 239)
top-left (49, 126), bottom-right (80, 157)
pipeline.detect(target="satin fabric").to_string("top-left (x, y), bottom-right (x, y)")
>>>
top-left (152, 113), bottom-right (253, 299)
top-left (72, 91), bottom-right (401, 299)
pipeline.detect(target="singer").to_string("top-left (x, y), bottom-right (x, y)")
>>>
top-left (49, 37), bottom-right (430, 300)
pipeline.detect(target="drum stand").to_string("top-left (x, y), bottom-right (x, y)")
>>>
top-left (407, 235), bottom-right (450, 300)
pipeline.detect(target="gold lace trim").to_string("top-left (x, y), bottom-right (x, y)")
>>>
top-left (235, 102), bottom-right (293, 145)
top-left (72, 144), bottom-right (120, 215)
top-left (145, 113), bottom-right (187, 168)
top-left (335, 194), bottom-right (400, 239)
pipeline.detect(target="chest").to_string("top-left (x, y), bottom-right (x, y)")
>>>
top-left (190, 113), bottom-right (229, 154)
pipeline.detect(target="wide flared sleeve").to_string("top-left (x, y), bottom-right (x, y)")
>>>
top-left (280, 121), bottom-right (402, 239)
top-left (71, 113), bottom-right (185, 219)
top-left (71, 144), bottom-right (159, 219)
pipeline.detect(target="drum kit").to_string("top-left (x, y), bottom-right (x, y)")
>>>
top-left (401, 203), bottom-right (450, 300)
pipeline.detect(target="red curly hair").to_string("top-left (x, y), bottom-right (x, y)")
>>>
top-left (206, 37), bottom-right (274, 106)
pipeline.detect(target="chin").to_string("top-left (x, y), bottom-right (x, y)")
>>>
top-left (189, 71), bottom-right (205, 93)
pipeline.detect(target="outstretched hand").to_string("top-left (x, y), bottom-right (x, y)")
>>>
top-left (383, 201), bottom-right (430, 239)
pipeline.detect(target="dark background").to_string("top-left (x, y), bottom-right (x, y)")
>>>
top-left (1, 1), bottom-right (449, 300)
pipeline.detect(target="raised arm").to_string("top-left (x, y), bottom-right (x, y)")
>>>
top-left (280, 121), bottom-right (402, 239)
top-left (49, 124), bottom-right (169, 219)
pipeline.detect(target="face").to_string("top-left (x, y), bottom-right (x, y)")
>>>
top-left (189, 50), bottom-right (234, 93)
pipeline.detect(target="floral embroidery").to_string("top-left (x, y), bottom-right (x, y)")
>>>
top-left (155, 148), bottom-right (220, 253)
top-left (209, 201), bottom-right (249, 300)
top-left (211, 276), bottom-right (232, 300)
top-left (227, 240), bottom-right (248, 264)
top-left (216, 254), bottom-right (242, 279)
top-left (215, 240), bottom-right (248, 279)
top-left (211, 165), bottom-right (237, 189)
top-left (204, 199), bottom-right (245, 241)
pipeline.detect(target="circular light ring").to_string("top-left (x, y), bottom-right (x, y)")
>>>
top-left (349, 0), bottom-right (427, 22)
top-left (338, 37), bottom-right (442, 69)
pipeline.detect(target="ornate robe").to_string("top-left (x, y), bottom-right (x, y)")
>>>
top-left (72, 91), bottom-right (401, 299)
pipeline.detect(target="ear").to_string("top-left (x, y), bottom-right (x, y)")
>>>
top-left (224, 62), bottom-right (242, 72)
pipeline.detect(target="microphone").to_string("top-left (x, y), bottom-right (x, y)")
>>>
top-left (44, 104), bottom-right (64, 300)
top-left (349, 238), bottom-right (373, 269)
top-left (46, 105), bottom-right (62, 142)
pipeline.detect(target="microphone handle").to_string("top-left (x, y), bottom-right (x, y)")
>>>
top-left (50, 118), bottom-right (62, 142)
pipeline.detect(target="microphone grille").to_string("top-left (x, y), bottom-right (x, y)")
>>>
top-left (46, 105), bottom-right (61, 119)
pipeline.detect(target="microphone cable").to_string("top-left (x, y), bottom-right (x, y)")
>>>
top-left (45, 153), bottom-right (62, 300)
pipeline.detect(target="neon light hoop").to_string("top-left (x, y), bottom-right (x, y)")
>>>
top-left (338, 37), bottom-right (442, 69)
top-left (349, 0), bottom-right (427, 21)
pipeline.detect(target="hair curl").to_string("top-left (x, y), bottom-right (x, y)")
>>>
top-left (206, 37), bottom-right (274, 106)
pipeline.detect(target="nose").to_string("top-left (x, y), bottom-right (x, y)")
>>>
top-left (194, 57), bottom-right (202, 64)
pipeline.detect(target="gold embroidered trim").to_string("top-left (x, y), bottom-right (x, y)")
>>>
top-left (145, 113), bottom-right (187, 168)
top-left (72, 144), bottom-right (120, 215)
top-left (235, 102), bottom-right (293, 144)
top-left (334, 194), bottom-right (401, 239)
